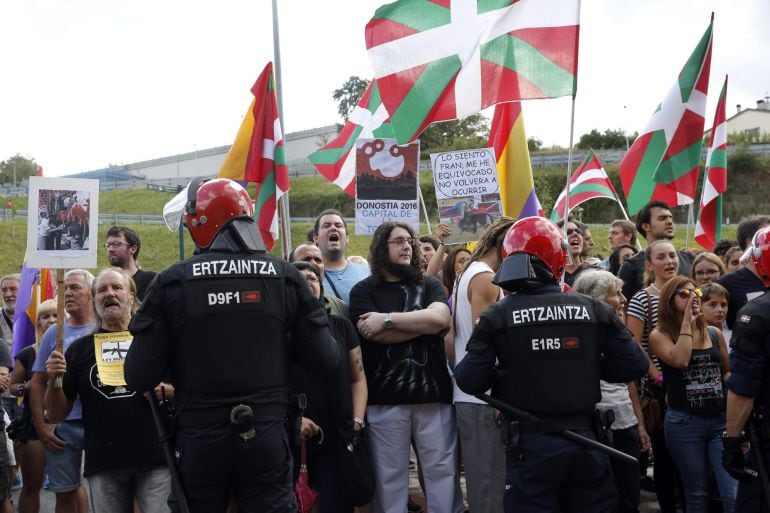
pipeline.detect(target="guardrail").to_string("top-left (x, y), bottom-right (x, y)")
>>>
top-left (0, 143), bottom-right (768, 196)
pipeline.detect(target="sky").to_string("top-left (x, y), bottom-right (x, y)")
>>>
top-left (1, 0), bottom-right (768, 176)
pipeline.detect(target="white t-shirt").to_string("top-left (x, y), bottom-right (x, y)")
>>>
top-left (452, 260), bottom-right (502, 404)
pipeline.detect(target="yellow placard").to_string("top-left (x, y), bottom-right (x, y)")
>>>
top-left (93, 331), bottom-right (133, 386)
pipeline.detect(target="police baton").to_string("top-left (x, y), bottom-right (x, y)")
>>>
top-left (475, 393), bottom-right (638, 465)
top-left (748, 415), bottom-right (770, 506)
top-left (148, 394), bottom-right (191, 513)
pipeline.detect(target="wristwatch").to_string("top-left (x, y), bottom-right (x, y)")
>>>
top-left (383, 312), bottom-right (395, 330)
top-left (353, 417), bottom-right (366, 429)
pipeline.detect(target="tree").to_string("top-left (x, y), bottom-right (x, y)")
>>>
top-left (528, 137), bottom-right (543, 152)
top-left (576, 128), bottom-right (635, 150)
top-left (0, 154), bottom-right (39, 185)
top-left (332, 76), bottom-right (370, 121)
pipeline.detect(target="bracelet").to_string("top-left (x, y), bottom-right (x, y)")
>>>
top-left (353, 416), bottom-right (366, 429)
top-left (679, 333), bottom-right (693, 338)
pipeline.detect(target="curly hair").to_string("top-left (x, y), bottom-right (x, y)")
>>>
top-left (368, 222), bottom-right (423, 285)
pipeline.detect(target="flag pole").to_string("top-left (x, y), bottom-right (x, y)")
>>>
top-left (685, 203), bottom-right (693, 251)
top-left (417, 184), bottom-right (432, 235)
top-left (272, 0), bottom-right (292, 257)
top-left (615, 198), bottom-right (643, 251)
top-left (560, 96), bottom-right (578, 288)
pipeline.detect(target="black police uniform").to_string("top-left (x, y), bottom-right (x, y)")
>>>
top-left (726, 290), bottom-right (770, 512)
top-left (455, 284), bottom-right (648, 513)
top-left (124, 248), bottom-right (340, 513)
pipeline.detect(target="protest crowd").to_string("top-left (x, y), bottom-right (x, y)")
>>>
top-left (0, 180), bottom-right (768, 513)
top-left (4, 1), bottom-right (763, 512)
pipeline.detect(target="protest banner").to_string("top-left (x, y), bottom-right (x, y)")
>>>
top-left (430, 148), bottom-right (503, 244)
top-left (355, 138), bottom-right (420, 235)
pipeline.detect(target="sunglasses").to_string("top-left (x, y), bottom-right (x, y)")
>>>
top-left (675, 288), bottom-right (702, 299)
top-left (566, 228), bottom-right (582, 236)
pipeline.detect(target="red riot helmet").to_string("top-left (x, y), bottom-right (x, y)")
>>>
top-left (750, 226), bottom-right (770, 287)
top-left (182, 178), bottom-right (254, 249)
top-left (494, 217), bottom-right (568, 286)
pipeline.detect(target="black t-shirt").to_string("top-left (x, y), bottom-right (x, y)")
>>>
top-left (565, 263), bottom-right (597, 287)
top-left (290, 314), bottom-right (358, 443)
top-left (15, 345), bottom-right (36, 412)
top-left (63, 330), bottom-right (165, 477)
top-left (661, 327), bottom-right (725, 414)
top-left (349, 276), bottom-right (452, 405)
top-left (718, 268), bottom-right (767, 330)
top-left (132, 269), bottom-right (157, 301)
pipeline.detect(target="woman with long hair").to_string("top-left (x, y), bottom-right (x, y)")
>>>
top-left (9, 299), bottom-right (57, 513)
top-left (649, 276), bottom-right (737, 513)
top-left (441, 247), bottom-right (471, 301)
top-left (625, 239), bottom-right (683, 513)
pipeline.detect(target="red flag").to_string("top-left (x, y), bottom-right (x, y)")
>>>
top-left (218, 63), bottom-right (289, 250)
top-left (694, 76), bottom-right (728, 250)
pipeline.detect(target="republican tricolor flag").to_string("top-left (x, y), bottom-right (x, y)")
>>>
top-left (619, 17), bottom-right (713, 215)
top-left (366, 0), bottom-right (580, 144)
top-left (488, 101), bottom-right (543, 219)
top-left (550, 151), bottom-right (622, 221)
top-left (695, 76), bottom-right (728, 250)
top-left (12, 263), bottom-right (55, 358)
top-left (218, 62), bottom-right (289, 251)
top-left (309, 82), bottom-right (394, 197)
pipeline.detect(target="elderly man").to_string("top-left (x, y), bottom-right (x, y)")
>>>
top-left (29, 270), bottom-right (96, 513)
top-left (45, 268), bottom-right (170, 513)
top-left (0, 274), bottom-right (20, 420)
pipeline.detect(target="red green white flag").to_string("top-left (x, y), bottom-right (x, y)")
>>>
top-left (695, 76), bottom-right (728, 250)
top-left (218, 62), bottom-right (289, 251)
top-left (365, 0), bottom-right (580, 144)
top-left (308, 82), bottom-right (394, 197)
top-left (550, 150), bottom-right (622, 221)
top-left (619, 17), bottom-right (713, 215)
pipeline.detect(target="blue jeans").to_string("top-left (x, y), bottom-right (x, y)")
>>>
top-left (664, 408), bottom-right (737, 513)
top-left (46, 420), bottom-right (85, 494)
top-left (88, 465), bottom-right (171, 513)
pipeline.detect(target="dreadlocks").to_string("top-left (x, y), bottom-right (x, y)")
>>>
top-left (456, 216), bottom-right (516, 286)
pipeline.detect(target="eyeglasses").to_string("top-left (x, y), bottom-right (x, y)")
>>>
top-left (387, 238), bottom-right (416, 247)
top-left (566, 228), bottom-right (582, 236)
top-left (104, 242), bottom-right (130, 249)
top-left (303, 275), bottom-right (320, 284)
top-left (695, 269), bottom-right (720, 277)
top-left (675, 288), bottom-right (703, 299)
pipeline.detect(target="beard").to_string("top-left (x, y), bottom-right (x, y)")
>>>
top-left (108, 254), bottom-right (128, 268)
top-left (385, 261), bottom-right (420, 283)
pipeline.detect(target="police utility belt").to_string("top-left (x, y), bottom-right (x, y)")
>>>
top-left (502, 414), bottom-right (596, 460)
top-left (177, 403), bottom-right (286, 441)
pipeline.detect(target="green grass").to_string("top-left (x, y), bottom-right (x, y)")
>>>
top-left (0, 216), bottom-right (737, 278)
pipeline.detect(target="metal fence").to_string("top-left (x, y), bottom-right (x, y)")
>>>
top-left (2, 209), bottom-right (166, 226)
top-left (1, 143), bottom-right (768, 196)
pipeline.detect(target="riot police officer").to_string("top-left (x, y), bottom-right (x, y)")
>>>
top-left (124, 178), bottom-right (340, 513)
top-left (723, 226), bottom-right (770, 511)
top-left (454, 216), bottom-right (648, 513)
